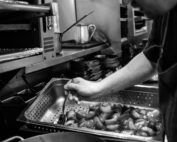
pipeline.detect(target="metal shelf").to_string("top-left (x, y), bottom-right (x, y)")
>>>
top-left (0, 54), bottom-right (43, 73)
top-left (26, 44), bottom-right (107, 73)
top-left (0, 1), bottom-right (50, 13)
top-left (0, 44), bottom-right (107, 74)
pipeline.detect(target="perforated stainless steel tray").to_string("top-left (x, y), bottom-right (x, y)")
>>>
top-left (18, 78), bottom-right (161, 142)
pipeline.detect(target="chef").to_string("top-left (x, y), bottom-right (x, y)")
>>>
top-left (65, 0), bottom-right (177, 142)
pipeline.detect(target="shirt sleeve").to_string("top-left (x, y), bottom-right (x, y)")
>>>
top-left (143, 16), bottom-right (165, 63)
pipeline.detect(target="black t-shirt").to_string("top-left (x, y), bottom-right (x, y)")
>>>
top-left (143, 6), bottom-right (177, 71)
top-left (143, 7), bottom-right (177, 141)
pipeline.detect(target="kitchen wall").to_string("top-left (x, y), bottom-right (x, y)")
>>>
top-left (57, 0), bottom-right (77, 41)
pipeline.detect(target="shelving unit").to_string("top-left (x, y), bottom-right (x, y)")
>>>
top-left (120, 1), bottom-right (150, 43)
top-left (0, 44), bottom-right (107, 74)
top-left (127, 6), bottom-right (148, 39)
top-left (25, 44), bottom-right (107, 74)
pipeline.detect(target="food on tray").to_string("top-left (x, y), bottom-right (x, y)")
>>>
top-left (57, 102), bottom-right (162, 137)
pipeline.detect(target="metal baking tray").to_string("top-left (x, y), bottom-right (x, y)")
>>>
top-left (18, 78), bottom-right (161, 142)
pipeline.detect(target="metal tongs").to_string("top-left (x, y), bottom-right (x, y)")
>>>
top-left (58, 90), bottom-right (70, 124)
top-left (58, 79), bottom-right (79, 125)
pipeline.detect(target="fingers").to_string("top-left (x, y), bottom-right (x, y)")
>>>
top-left (64, 78), bottom-right (82, 103)
top-left (64, 82), bottom-right (79, 91)
top-left (72, 77), bottom-right (84, 84)
top-left (67, 92), bottom-right (80, 104)
top-left (68, 93), bottom-right (80, 103)
top-left (64, 77), bottom-right (87, 103)
top-left (64, 77), bottom-right (83, 90)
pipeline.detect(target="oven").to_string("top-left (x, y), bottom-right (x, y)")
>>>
top-left (0, 0), bottom-right (61, 63)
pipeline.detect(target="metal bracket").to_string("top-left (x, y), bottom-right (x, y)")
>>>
top-left (40, 0), bottom-right (61, 61)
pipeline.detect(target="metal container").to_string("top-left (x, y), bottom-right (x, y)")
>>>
top-left (74, 24), bottom-right (96, 44)
top-left (18, 78), bottom-right (161, 142)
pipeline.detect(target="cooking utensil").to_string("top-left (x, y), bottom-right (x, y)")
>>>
top-left (58, 90), bottom-right (69, 125)
top-left (58, 79), bottom-right (78, 124)
top-left (74, 24), bottom-right (96, 44)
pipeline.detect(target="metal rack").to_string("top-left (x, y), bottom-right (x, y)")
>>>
top-left (0, 1), bottom-right (50, 13)
top-left (0, 44), bottom-right (107, 74)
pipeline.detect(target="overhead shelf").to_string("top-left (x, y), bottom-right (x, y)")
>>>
top-left (0, 24), bottom-right (31, 31)
top-left (0, 1), bottom-right (50, 13)
top-left (0, 54), bottom-right (43, 73)
top-left (0, 44), bottom-right (107, 74)
top-left (26, 44), bottom-right (107, 74)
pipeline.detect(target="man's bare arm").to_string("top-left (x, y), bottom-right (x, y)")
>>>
top-left (97, 52), bottom-right (157, 96)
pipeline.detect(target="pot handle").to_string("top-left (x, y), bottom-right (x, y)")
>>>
top-left (88, 24), bottom-right (96, 40)
top-left (2, 136), bottom-right (24, 142)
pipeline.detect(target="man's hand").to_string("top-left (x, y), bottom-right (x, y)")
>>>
top-left (64, 77), bottom-right (102, 99)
